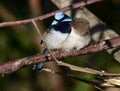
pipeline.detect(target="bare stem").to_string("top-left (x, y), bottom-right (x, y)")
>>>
top-left (0, 36), bottom-right (120, 75)
top-left (43, 68), bottom-right (120, 88)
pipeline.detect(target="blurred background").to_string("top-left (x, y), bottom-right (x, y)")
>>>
top-left (0, 0), bottom-right (120, 91)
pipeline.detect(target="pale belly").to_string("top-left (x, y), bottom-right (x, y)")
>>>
top-left (43, 29), bottom-right (91, 51)
top-left (43, 30), bottom-right (69, 49)
top-left (60, 29), bottom-right (91, 51)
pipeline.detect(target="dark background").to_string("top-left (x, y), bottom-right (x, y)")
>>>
top-left (0, 0), bottom-right (120, 91)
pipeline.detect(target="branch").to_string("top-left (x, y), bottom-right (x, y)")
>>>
top-left (43, 68), bottom-right (120, 88)
top-left (0, 0), bottom-right (101, 27)
top-left (0, 36), bottom-right (120, 75)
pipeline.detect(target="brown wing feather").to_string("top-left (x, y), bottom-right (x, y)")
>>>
top-left (70, 18), bottom-right (90, 36)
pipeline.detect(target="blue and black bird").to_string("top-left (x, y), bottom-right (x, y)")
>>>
top-left (33, 12), bottom-right (91, 70)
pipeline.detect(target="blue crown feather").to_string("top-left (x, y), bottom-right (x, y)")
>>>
top-left (55, 12), bottom-right (65, 20)
top-left (51, 12), bottom-right (72, 26)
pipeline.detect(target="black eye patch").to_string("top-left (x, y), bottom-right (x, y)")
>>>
top-left (54, 22), bottom-right (71, 34)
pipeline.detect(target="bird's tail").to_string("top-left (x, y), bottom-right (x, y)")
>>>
top-left (33, 48), bottom-right (47, 70)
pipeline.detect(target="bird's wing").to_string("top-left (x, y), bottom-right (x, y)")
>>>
top-left (70, 18), bottom-right (90, 36)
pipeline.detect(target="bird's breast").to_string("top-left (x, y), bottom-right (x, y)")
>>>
top-left (61, 27), bottom-right (91, 51)
top-left (43, 29), bottom-right (69, 49)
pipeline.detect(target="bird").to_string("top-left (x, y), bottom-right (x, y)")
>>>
top-left (33, 12), bottom-right (91, 70)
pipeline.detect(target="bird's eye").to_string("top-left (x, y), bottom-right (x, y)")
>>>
top-left (54, 22), bottom-right (71, 34)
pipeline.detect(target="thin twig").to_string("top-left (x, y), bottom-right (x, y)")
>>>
top-left (0, 0), bottom-right (101, 28)
top-left (32, 20), bottom-right (59, 63)
top-left (56, 61), bottom-right (120, 76)
top-left (42, 68), bottom-right (103, 86)
top-left (43, 68), bottom-right (120, 88)
top-left (32, 20), bottom-right (43, 39)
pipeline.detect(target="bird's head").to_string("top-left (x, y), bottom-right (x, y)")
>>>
top-left (50, 12), bottom-right (72, 34)
top-left (51, 12), bottom-right (72, 26)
